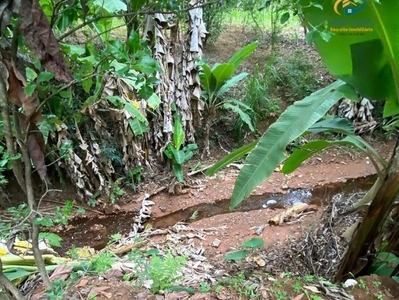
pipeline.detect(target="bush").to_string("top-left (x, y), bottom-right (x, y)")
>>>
top-left (233, 51), bottom-right (319, 142)
top-left (233, 63), bottom-right (281, 141)
top-left (267, 51), bottom-right (319, 103)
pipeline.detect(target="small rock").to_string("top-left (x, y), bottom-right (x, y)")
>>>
top-left (211, 239), bottom-right (221, 248)
top-left (343, 279), bottom-right (358, 288)
top-left (266, 199), bottom-right (277, 206)
top-left (214, 269), bottom-right (225, 277)
top-left (281, 185), bottom-right (289, 190)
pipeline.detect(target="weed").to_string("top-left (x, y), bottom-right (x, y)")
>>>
top-left (224, 237), bottom-right (264, 262)
top-left (146, 251), bottom-right (187, 293)
top-left (0, 146), bottom-right (21, 186)
top-left (359, 279), bottom-right (368, 290)
top-left (108, 232), bottom-right (122, 244)
top-left (125, 249), bottom-right (187, 293)
top-left (123, 166), bottom-right (142, 191)
top-left (271, 289), bottom-right (288, 300)
top-left (266, 51), bottom-right (319, 104)
top-left (292, 281), bottom-right (302, 293)
top-left (46, 278), bottom-right (68, 300)
top-left (281, 272), bottom-right (293, 278)
top-left (89, 251), bottom-right (117, 274)
top-left (303, 275), bottom-right (315, 282)
top-left (189, 210), bottom-right (199, 220)
top-left (199, 281), bottom-right (211, 293)
top-left (109, 179), bottom-right (125, 204)
top-left (218, 273), bottom-right (260, 299)
top-left (234, 63), bottom-right (281, 142)
top-left (274, 280), bottom-right (283, 288)
top-left (374, 293), bottom-right (384, 300)
top-left (235, 51), bottom-right (319, 142)
top-left (87, 193), bottom-right (100, 207)
top-left (373, 280), bottom-right (382, 288)
top-left (309, 295), bottom-right (323, 300)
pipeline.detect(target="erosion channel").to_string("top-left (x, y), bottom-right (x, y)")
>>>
top-left (55, 173), bottom-right (376, 255)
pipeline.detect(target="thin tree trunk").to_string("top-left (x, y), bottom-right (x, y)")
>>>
top-left (14, 117), bottom-right (52, 289)
top-left (335, 135), bottom-right (399, 281)
top-left (202, 106), bottom-right (216, 159)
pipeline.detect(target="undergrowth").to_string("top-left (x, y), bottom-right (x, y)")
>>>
top-left (233, 50), bottom-right (319, 142)
top-left (266, 51), bottom-right (320, 103)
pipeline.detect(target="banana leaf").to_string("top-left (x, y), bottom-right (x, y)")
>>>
top-left (300, 0), bottom-right (399, 117)
top-left (230, 80), bottom-right (355, 210)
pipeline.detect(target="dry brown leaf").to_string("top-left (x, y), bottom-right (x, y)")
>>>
top-left (104, 268), bottom-right (124, 281)
top-left (189, 293), bottom-right (212, 299)
top-left (19, 0), bottom-right (73, 83)
top-left (254, 256), bottom-right (266, 267)
top-left (89, 286), bottom-right (112, 298)
top-left (136, 290), bottom-right (153, 300)
top-left (268, 203), bottom-right (317, 225)
top-left (49, 265), bottom-right (73, 281)
top-left (76, 279), bottom-right (89, 287)
top-left (164, 292), bottom-right (190, 300)
top-left (293, 293), bottom-right (306, 300)
top-left (2, 58), bottom-right (42, 122)
top-left (303, 285), bottom-right (320, 293)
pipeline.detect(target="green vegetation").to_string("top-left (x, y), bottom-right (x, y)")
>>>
top-left (164, 116), bottom-right (198, 182)
top-left (199, 41), bottom-right (258, 156)
top-left (266, 52), bottom-right (320, 103)
top-left (224, 237), bottom-right (264, 262)
top-left (216, 273), bottom-right (261, 299)
top-left (0, 0), bottom-right (398, 298)
top-left (234, 52), bottom-right (319, 141)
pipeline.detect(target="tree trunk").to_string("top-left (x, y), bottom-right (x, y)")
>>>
top-left (335, 135), bottom-right (399, 281)
top-left (202, 106), bottom-right (216, 159)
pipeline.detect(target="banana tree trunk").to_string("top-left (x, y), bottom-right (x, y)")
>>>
top-left (335, 135), bottom-right (399, 281)
top-left (202, 106), bottom-right (216, 158)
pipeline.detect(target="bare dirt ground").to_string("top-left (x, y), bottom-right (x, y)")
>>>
top-left (20, 26), bottom-right (399, 299)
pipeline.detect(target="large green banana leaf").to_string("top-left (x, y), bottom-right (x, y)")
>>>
top-left (300, 0), bottom-right (399, 117)
top-left (199, 42), bottom-right (258, 99)
top-left (230, 80), bottom-right (355, 210)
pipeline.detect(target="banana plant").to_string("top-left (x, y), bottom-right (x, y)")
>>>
top-left (164, 116), bottom-right (198, 182)
top-left (199, 41), bottom-right (259, 158)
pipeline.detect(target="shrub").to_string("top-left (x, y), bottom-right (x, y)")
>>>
top-left (233, 51), bottom-right (319, 142)
top-left (267, 51), bottom-right (319, 103)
